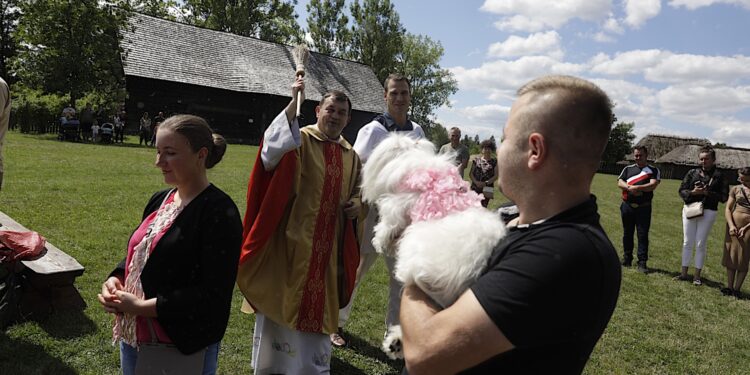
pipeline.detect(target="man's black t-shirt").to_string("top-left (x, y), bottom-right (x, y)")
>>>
top-left (463, 196), bottom-right (621, 374)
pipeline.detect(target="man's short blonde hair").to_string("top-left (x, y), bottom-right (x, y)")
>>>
top-left (515, 75), bottom-right (613, 172)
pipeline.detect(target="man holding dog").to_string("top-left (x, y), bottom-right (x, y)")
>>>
top-left (400, 75), bottom-right (621, 374)
top-left (618, 146), bottom-right (661, 273)
top-left (236, 76), bottom-right (361, 374)
top-left (333, 73), bottom-right (426, 347)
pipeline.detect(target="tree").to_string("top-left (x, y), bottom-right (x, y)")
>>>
top-left (305, 0), bottom-right (350, 57)
top-left (396, 33), bottom-right (457, 129)
top-left (181, 0), bottom-right (303, 44)
top-left (129, 0), bottom-right (178, 20)
top-left (13, 0), bottom-right (129, 106)
top-left (0, 0), bottom-right (20, 80)
top-left (602, 122), bottom-right (636, 163)
top-left (426, 122), bottom-right (449, 148)
top-left (348, 0), bottom-right (404, 83)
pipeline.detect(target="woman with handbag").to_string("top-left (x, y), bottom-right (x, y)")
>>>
top-left (721, 167), bottom-right (750, 297)
top-left (469, 139), bottom-right (499, 208)
top-left (97, 115), bottom-right (242, 375)
top-left (676, 146), bottom-right (728, 285)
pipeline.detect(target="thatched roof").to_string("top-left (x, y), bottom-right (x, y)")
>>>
top-left (630, 134), bottom-right (710, 161)
top-left (656, 145), bottom-right (750, 170)
top-left (121, 13), bottom-right (385, 114)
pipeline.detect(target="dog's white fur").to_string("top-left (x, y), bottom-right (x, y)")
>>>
top-left (361, 133), bottom-right (507, 359)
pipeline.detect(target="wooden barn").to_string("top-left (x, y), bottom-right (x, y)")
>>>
top-left (120, 13), bottom-right (385, 144)
top-left (655, 145), bottom-right (750, 181)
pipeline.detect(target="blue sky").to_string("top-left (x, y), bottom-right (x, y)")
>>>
top-left (295, 0), bottom-right (750, 147)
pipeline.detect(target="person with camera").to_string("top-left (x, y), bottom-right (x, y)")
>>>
top-left (677, 146), bottom-right (728, 285)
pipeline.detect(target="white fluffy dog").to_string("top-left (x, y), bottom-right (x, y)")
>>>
top-left (360, 133), bottom-right (507, 359)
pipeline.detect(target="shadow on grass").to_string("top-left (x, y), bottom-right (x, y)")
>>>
top-left (335, 331), bottom-right (404, 374)
top-left (0, 332), bottom-right (77, 375)
top-left (331, 356), bottom-right (368, 375)
top-left (34, 309), bottom-right (98, 340)
top-left (648, 266), bottom-right (741, 296)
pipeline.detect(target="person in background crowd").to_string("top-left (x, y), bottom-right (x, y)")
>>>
top-left (98, 114), bottom-right (241, 375)
top-left (617, 146), bottom-right (661, 273)
top-left (439, 127), bottom-right (470, 177)
top-left (676, 146), bottom-right (729, 285)
top-left (140, 112), bottom-right (151, 146)
top-left (721, 167), bottom-right (750, 297)
top-left (469, 139), bottom-right (498, 208)
top-left (80, 104), bottom-right (95, 142)
top-left (114, 112), bottom-right (124, 143)
top-left (92, 122), bottom-right (100, 143)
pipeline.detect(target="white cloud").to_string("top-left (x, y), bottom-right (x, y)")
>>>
top-left (658, 85), bottom-right (750, 115)
top-left (593, 32), bottom-right (616, 43)
top-left (590, 79), bottom-right (658, 118)
top-left (603, 17), bottom-right (625, 34)
top-left (493, 15), bottom-right (548, 32)
top-left (590, 49), bottom-right (670, 75)
top-left (625, 0), bottom-right (662, 28)
top-left (487, 31), bottom-right (563, 59)
top-left (481, 0), bottom-right (612, 31)
top-left (668, 0), bottom-right (750, 10)
top-left (453, 104), bottom-right (511, 125)
top-left (644, 54), bottom-right (750, 85)
top-left (711, 123), bottom-right (750, 147)
top-left (451, 56), bottom-right (586, 98)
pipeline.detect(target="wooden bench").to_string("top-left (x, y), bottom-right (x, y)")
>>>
top-left (0, 211), bottom-right (86, 319)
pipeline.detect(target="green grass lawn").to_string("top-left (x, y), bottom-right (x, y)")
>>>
top-left (1, 131), bottom-right (750, 374)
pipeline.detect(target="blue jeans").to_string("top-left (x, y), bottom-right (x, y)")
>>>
top-left (120, 341), bottom-right (220, 375)
top-left (620, 202), bottom-right (652, 263)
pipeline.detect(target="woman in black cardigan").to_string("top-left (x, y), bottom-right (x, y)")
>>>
top-left (676, 146), bottom-right (728, 285)
top-left (97, 115), bottom-right (242, 375)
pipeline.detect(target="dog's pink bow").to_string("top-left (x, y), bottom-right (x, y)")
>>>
top-left (400, 167), bottom-right (483, 222)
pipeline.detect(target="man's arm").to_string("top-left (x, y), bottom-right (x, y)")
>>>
top-left (401, 286), bottom-right (514, 374)
top-left (260, 78), bottom-right (305, 171)
top-left (630, 179), bottom-right (660, 192)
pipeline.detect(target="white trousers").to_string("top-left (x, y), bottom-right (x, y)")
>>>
top-left (681, 208), bottom-right (718, 269)
top-left (251, 313), bottom-right (331, 374)
top-left (338, 208), bottom-right (403, 331)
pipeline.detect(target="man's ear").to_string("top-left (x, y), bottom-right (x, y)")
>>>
top-left (527, 132), bottom-right (546, 170)
top-left (315, 105), bottom-right (321, 117)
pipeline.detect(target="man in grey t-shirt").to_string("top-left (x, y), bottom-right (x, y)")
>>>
top-left (439, 127), bottom-right (470, 177)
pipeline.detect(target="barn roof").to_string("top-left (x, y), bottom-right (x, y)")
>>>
top-left (121, 13), bottom-right (385, 114)
top-left (631, 134), bottom-right (711, 161)
top-left (656, 145), bottom-right (750, 170)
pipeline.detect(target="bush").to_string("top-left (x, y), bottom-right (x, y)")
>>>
top-left (10, 86), bottom-right (69, 134)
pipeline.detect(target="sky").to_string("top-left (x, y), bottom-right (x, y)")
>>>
top-left (294, 0), bottom-right (750, 147)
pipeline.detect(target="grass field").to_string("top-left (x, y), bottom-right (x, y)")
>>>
top-left (1, 131), bottom-right (750, 374)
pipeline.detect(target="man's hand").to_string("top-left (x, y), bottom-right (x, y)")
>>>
top-left (343, 200), bottom-right (360, 220)
top-left (739, 226), bottom-right (747, 238)
top-left (729, 226), bottom-right (738, 237)
top-left (284, 76), bottom-right (306, 124)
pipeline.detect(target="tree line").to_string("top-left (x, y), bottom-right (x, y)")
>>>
top-left (1, 0), bottom-right (457, 144)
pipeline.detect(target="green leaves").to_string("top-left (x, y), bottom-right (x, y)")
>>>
top-left (603, 121), bottom-right (637, 163)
